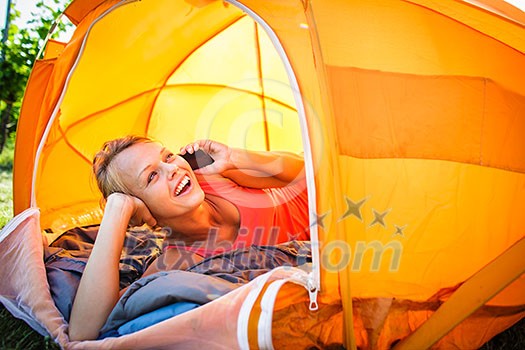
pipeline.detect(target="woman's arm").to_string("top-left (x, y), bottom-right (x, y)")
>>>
top-left (68, 194), bottom-right (156, 341)
top-left (180, 140), bottom-right (305, 189)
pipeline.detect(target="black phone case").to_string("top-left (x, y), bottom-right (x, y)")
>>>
top-left (180, 150), bottom-right (214, 170)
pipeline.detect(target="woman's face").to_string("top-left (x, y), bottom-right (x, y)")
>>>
top-left (112, 142), bottom-right (205, 224)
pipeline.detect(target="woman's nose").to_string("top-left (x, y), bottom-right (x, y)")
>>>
top-left (161, 162), bottom-right (179, 179)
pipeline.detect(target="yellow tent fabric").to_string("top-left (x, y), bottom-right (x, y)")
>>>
top-left (10, 0), bottom-right (525, 348)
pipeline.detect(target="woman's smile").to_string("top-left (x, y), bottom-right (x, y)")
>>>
top-left (173, 175), bottom-right (191, 197)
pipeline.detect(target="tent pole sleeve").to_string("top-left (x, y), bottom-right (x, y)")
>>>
top-left (393, 236), bottom-right (525, 350)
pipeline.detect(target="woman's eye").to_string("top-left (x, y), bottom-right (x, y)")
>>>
top-left (165, 153), bottom-right (175, 162)
top-left (147, 171), bottom-right (157, 184)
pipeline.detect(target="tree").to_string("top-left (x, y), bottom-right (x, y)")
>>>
top-left (0, 0), bottom-right (72, 153)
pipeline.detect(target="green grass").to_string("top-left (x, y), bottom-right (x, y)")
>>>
top-left (0, 142), bottom-right (14, 228)
top-left (0, 141), bottom-right (14, 172)
top-left (0, 149), bottom-right (523, 348)
top-left (0, 306), bottom-right (60, 350)
top-left (0, 171), bottom-right (13, 229)
top-left (480, 317), bottom-right (525, 350)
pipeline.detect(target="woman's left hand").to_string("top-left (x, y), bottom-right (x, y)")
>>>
top-left (179, 139), bottom-right (233, 175)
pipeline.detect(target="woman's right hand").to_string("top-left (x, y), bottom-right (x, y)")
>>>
top-left (105, 192), bottom-right (157, 227)
top-left (179, 139), bottom-right (233, 175)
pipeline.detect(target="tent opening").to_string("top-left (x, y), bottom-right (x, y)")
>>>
top-left (35, 0), bottom-right (308, 239)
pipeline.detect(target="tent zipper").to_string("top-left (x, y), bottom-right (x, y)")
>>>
top-left (226, 0), bottom-right (321, 311)
top-left (257, 269), bottom-right (319, 348)
top-left (237, 266), bottom-right (312, 349)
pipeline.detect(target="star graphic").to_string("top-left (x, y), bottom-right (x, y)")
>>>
top-left (311, 210), bottom-right (331, 229)
top-left (392, 224), bottom-right (407, 237)
top-left (338, 196), bottom-right (368, 222)
top-left (287, 231), bottom-right (303, 241)
top-left (369, 208), bottom-right (391, 228)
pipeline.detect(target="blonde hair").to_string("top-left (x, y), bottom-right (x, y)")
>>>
top-left (93, 135), bottom-right (153, 200)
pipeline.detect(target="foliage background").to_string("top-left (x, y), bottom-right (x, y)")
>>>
top-left (0, 0), bottom-right (71, 153)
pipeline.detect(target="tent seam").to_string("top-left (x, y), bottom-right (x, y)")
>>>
top-left (253, 22), bottom-right (271, 151)
top-left (144, 15), bottom-right (246, 135)
top-left (480, 77), bottom-right (487, 166)
top-left (402, 0), bottom-right (525, 55)
top-left (62, 83), bottom-right (298, 137)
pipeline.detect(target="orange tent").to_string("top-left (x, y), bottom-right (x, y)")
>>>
top-left (1, 0), bottom-right (524, 348)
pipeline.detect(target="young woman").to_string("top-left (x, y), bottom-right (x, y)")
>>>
top-left (68, 136), bottom-right (310, 341)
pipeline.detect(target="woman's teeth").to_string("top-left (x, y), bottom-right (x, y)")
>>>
top-left (175, 175), bottom-right (190, 196)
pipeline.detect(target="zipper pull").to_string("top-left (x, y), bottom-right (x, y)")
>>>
top-left (308, 286), bottom-right (318, 311)
top-left (306, 275), bottom-right (319, 311)
top-left (292, 270), bottom-right (319, 311)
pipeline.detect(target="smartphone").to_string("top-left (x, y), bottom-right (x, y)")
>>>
top-left (179, 149), bottom-right (215, 170)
